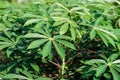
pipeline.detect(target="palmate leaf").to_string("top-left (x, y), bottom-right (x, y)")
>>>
top-left (27, 39), bottom-right (48, 49)
top-left (56, 39), bottom-right (76, 50)
top-left (53, 16), bottom-right (79, 40)
top-left (41, 41), bottom-right (52, 58)
top-left (53, 41), bottom-right (65, 59)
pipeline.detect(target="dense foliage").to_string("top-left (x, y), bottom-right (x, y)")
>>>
top-left (0, 0), bottom-right (120, 80)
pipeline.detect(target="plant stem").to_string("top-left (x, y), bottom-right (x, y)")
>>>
top-left (61, 58), bottom-right (65, 79)
top-left (47, 59), bottom-right (61, 68)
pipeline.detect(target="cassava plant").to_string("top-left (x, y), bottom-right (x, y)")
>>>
top-left (77, 54), bottom-right (120, 80)
top-left (0, 0), bottom-right (120, 80)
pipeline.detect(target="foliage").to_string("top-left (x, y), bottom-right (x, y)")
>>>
top-left (0, 0), bottom-right (120, 80)
top-left (77, 54), bottom-right (120, 80)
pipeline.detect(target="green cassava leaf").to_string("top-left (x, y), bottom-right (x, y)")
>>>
top-left (56, 39), bottom-right (76, 50)
top-left (0, 23), bottom-right (6, 31)
top-left (96, 65), bottom-right (107, 77)
top-left (30, 63), bottom-right (40, 73)
top-left (0, 42), bottom-right (13, 50)
top-left (97, 28), bottom-right (118, 40)
top-left (103, 73), bottom-right (111, 79)
top-left (112, 60), bottom-right (120, 64)
top-left (53, 41), bottom-right (65, 59)
top-left (54, 35), bottom-right (72, 40)
top-left (0, 36), bottom-right (11, 42)
top-left (33, 21), bottom-right (45, 31)
top-left (6, 45), bottom-right (15, 58)
top-left (99, 54), bottom-right (108, 61)
top-left (112, 66), bottom-right (120, 73)
top-left (24, 33), bottom-right (48, 38)
top-left (97, 30), bottom-right (108, 47)
top-left (53, 21), bottom-right (66, 26)
top-left (60, 23), bottom-right (69, 35)
top-left (35, 77), bottom-right (51, 80)
top-left (85, 59), bottom-right (106, 65)
top-left (27, 39), bottom-right (48, 49)
top-left (2, 74), bottom-right (28, 79)
top-left (41, 41), bottom-right (52, 57)
top-left (110, 66), bottom-right (120, 80)
top-left (103, 33), bottom-right (116, 47)
top-left (24, 19), bottom-right (41, 26)
top-left (94, 16), bottom-right (103, 26)
top-left (90, 30), bottom-right (96, 40)
top-left (70, 26), bottom-right (76, 41)
top-left (22, 14), bottom-right (40, 18)
top-left (108, 54), bottom-right (119, 62)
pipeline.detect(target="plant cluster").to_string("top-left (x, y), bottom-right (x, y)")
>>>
top-left (0, 0), bottom-right (120, 80)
